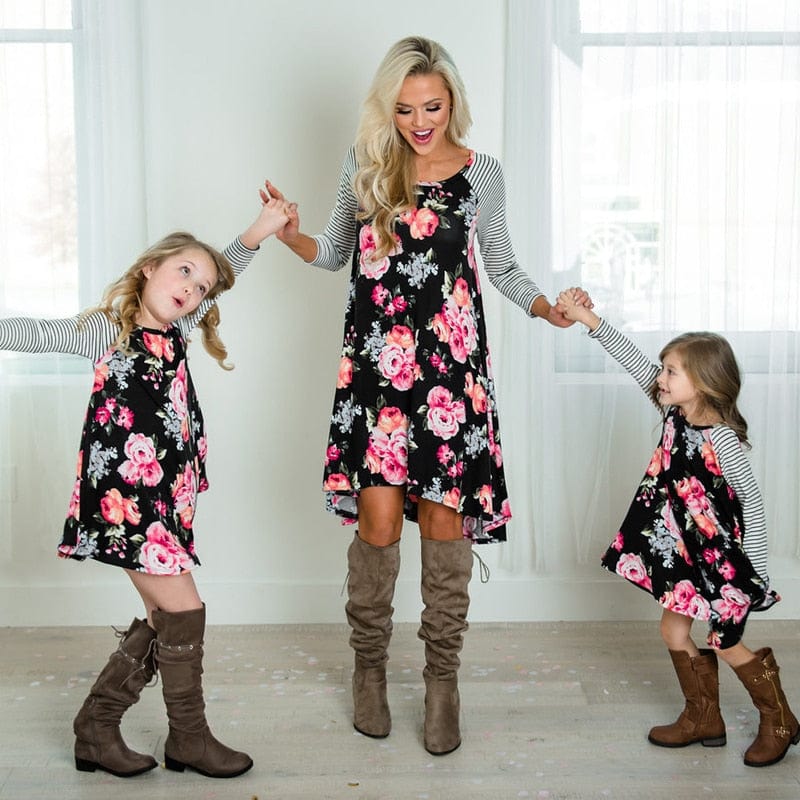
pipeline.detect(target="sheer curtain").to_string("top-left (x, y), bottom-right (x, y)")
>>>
top-left (498, 0), bottom-right (800, 575)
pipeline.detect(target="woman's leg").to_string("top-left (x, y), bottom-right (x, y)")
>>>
top-left (648, 609), bottom-right (726, 748)
top-left (416, 498), bottom-right (472, 754)
top-left (356, 485), bottom-right (405, 546)
top-left (125, 569), bottom-right (203, 625)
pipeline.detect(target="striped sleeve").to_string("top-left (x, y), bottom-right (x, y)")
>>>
top-left (178, 236), bottom-right (258, 336)
top-left (309, 147), bottom-right (359, 272)
top-left (465, 153), bottom-right (543, 315)
top-left (0, 311), bottom-right (117, 362)
top-left (711, 425), bottom-right (769, 583)
top-left (589, 318), bottom-right (661, 403)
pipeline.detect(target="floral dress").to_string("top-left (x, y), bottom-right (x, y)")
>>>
top-left (593, 321), bottom-right (779, 648)
top-left (59, 326), bottom-right (205, 573)
top-left (320, 152), bottom-right (528, 542)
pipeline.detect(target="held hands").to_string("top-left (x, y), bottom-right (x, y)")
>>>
top-left (261, 180), bottom-right (300, 245)
top-left (556, 288), bottom-right (600, 331)
top-left (534, 287), bottom-right (593, 328)
top-left (239, 182), bottom-right (291, 250)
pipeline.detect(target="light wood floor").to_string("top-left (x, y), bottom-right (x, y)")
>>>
top-left (1, 619), bottom-right (799, 799)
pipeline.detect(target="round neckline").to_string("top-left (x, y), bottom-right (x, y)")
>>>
top-left (417, 149), bottom-right (474, 186)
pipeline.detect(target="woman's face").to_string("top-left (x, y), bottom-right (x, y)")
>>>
top-left (393, 72), bottom-right (452, 156)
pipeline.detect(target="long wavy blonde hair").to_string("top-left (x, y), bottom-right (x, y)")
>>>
top-left (84, 232), bottom-right (236, 369)
top-left (353, 35), bottom-right (472, 259)
top-left (648, 332), bottom-right (750, 447)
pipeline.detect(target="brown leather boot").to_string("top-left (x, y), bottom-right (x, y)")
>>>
top-left (345, 533), bottom-right (401, 738)
top-left (648, 649), bottom-right (727, 747)
top-left (734, 647), bottom-right (800, 767)
top-left (152, 605), bottom-right (253, 778)
top-left (73, 617), bottom-right (158, 777)
top-left (418, 537), bottom-right (472, 755)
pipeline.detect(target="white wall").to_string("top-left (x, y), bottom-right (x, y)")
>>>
top-left (1, 0), bottom-right (797, 627)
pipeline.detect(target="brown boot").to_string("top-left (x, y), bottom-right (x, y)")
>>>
top-left (73, 617), bottom-right (158, 777)
top-left (152, 605), bottom-right (253, 778)
top-left (734, 647), bottom-right (800, 767)
top-left (345, 533), bottom-right (401, 738)
top-left (418, 537), bottom-right (472, 755)
top-left (648, 649), bottom-right (727, 747)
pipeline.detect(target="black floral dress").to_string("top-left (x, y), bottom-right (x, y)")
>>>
top-left (322, 156), bottom-right (511, 542)
top-left (59, 326), bottom-right (207, 574)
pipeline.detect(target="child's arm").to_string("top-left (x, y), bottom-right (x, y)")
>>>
top-left (711, 426), bottom-right (769, 585)
top-left (0, 312), bottom-right (116, 362)
top-left (557, 290), bottom-right (661, 402)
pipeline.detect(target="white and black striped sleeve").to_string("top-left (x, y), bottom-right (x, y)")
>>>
top-left (589, 318), bottom-right (661, 403)
top-left (309, 147), bottom-right (359, 272)
top-left (0, 312), bottom-right (116, 362)
top-left (465, 153), bottom-right (543, 316)
top-left (711, 425), bottom-right (769, 583)
top-left (178, 236), bottom-right (258, 336)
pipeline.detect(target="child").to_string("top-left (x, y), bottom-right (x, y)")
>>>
top-left (0, 192), bottom-right (288, 778)
top-left (558, 290), bottom-right (799, 768)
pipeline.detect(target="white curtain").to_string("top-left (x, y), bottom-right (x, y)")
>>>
top-left (497, 0), bottom-right (800, 574)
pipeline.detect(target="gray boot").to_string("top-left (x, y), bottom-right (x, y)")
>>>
top-left (345, 533), bottom-right (401, 738)
top-left (418, 537), bottom-right (473, 755)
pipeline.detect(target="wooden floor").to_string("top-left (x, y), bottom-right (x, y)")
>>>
top-left (1, 619), bottom-right (799, 799)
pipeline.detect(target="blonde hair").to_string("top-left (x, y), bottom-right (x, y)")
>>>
top-left (353, 35), bottom-right (472, 259)
top-left (84, 232), bottom-right (235, 369)
top-left (648, 332), bottom-right (750, 447)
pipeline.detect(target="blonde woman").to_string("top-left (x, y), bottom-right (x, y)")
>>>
top-left (0, 195), bottom-right (288, 778)
top-left (269, 36), bottom-right (586, 754)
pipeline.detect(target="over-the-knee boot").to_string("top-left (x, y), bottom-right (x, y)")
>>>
top-left (648, 649), bottom-right (727, 747)
top-left (733, 647), bottom-right (800, 767)
top-left (152, 605), bottom-right (253, 778)
top-left (345, 533), bottom-right (401, 738)
top-left (418, 537), bottom-right (472, 755)
top-left (73, 617), bottom-right (158, 777)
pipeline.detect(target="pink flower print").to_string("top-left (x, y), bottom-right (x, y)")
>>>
top-left (442, 487), bottom-right (461, 510)
top-left (687, 593), bottom-right (712, 620)
top-left (100, 487), bottom-right (142, 526)
top-left (660, 579), bottom-right (697, 614)
top-left (197, 435), bottom-right (207, 462)
top-left (365, 423), bottom-right (409, 486)
top-left (337, 356), bottom-right (353, 389)
top-left (385, 325), bottom-right (414, 350)
top-left (378, 326), bottom-right (417, 391)
top-left (703, 547), bottom-right (723, 565)
top-left (442, 298), bottom-right (477, 363)
top-left (139, 521), bottom-right (194, 575)
top-left (169, 362), bottom-right (190, 441)
top-left (324, 473), bottom-right (352, 491)
top-left (153, 499), bottom-right (168, 516)
top-left (93, 361), bottom-right (109, 393)
top-left (437, 444), bottom-right (455, 466)
top-left (67, 476), bottom-right (81, 521)
top-left (477, 484), bottom-right (493, 515)
top-left (675, 477), bottom-right (719, 539)
top-left (661, 418), bottom-right (675, 469)
top-left (711, 583), bottom-right (751, 624)
top-left (452, 277), bottom-right (471, 309)
top-left (701, 441), bottom-right (722, 476)
top-left (376, 406), bottom-right (407, 434)
top-left (611, 532), bottom-right (624, 552)
top-left (718, 560), bottom-right (736, 580)
top-left (426, 385), bottom-right (466, 441)
top-left (171, 463), bottom-right (197, 529)
top-left (646, 447), bottom-right (662, 477)
top-left (95, 405), bottom-right (112, 425)
top-left (431, 312), bottom-right (450, 344)
top-left (429, 353), bottom-right (448, 375)
top-left (117, 406), bottom-right (134, 430)
top-left (399, 206), bottom-right (440, 239)
top-left (500, 498), bottom-right (511, 520)
top-left (325, 445), bottom-right (341, 466)
top-left (616, 553), bottom-right (653, 590)
top-left (464, 372), bottom-right (488, 414)
top-left (371, 283), bottom-right (389, 306)
top-left (358, 224), bottom-right (401, 280)
top-left (118, 433), bottom-right (163, 487)
top-left (143, 332), bottom-right (169, 359)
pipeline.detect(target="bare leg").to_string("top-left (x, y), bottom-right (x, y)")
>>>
top-left (717, 641), bottom-right (757, 669)
top-left (356, 486), bottom-right (405, 545)
top-left (659, 608), bottom-right (700, 657)
top-left (417, 497), bottom-right (463, 541)
top-left (125, 569), bottom-right (203, 626)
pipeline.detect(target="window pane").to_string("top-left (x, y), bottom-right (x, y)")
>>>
top-left (0, 0), bottom-right (71, 29)
top-left (0, 41), bottom-right (77, 318)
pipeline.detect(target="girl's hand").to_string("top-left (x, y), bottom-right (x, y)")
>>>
top-left (263, 180), bottom-right (300, 244)
top-left (239, 183), bottom-right (291, 249)
top-left (556, 287), bottom-right (600, 331)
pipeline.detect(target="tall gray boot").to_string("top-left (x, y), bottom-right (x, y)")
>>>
top-left (418, 537), bottom-right (473, 755)
top-left (345, 533), bottom-right (401, 738)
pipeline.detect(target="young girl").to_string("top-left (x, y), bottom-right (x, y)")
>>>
top-left (0, 193), bottom-right (288, 779)
top-left (559, 290), bottom-right (798, 768)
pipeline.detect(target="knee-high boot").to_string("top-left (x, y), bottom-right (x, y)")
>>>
top-left (73, 617), bottom-right (158, 777)
top-left (345, 533), bottom-right (401, 738)
top-left (418, 537), bottom-right (472, 755)
top-left (152, 605), bottom-right (253, 778)
top-left (647, 649), bottom-right (727, 747)
top-left (733, 647), bottom-right (800, 767)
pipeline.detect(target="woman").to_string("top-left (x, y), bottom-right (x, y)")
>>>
top-left (269, 35), bottom-right (585, 755)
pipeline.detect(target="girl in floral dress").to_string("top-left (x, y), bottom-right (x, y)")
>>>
top-left (559, 290), bottom-right (798, 768)
top-left (0, 194), bottom-right (288, 779)
top-left (268, 36), bottom-right (587, 755)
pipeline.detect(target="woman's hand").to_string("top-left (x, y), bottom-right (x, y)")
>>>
top-left (261, 181), bottom-right (299, 245)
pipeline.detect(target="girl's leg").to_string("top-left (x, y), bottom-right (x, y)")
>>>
top-left (648, 609), bottom-right (726, 748)
top-left (725, 640), bottom-right (800, 767)
top-left (128, 569), bottom-right (252, 778)
top-left (345, 486), bottom-right (405, 737)
top-left (416, 498), bottom-right (472, 755)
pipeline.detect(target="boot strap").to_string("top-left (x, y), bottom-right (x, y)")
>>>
top-left (751, 667), bottom-right (779, 685)
top-left (158, 642), bottom-right (198, 653)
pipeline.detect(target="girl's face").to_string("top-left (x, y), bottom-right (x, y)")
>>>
top-left (657, 352), bottom-right (701, 416)
top-left (137, 246), bottom-right (217, 329)
top-left (394, 72), bottom-right (452, 156)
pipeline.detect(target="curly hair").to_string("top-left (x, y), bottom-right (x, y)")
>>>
top-left (83, 232), bottom-right (236, 369)
top-left (353, 35), bottom-right (472, 259)
top-left (648, 331), bottom-right (750, 447)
